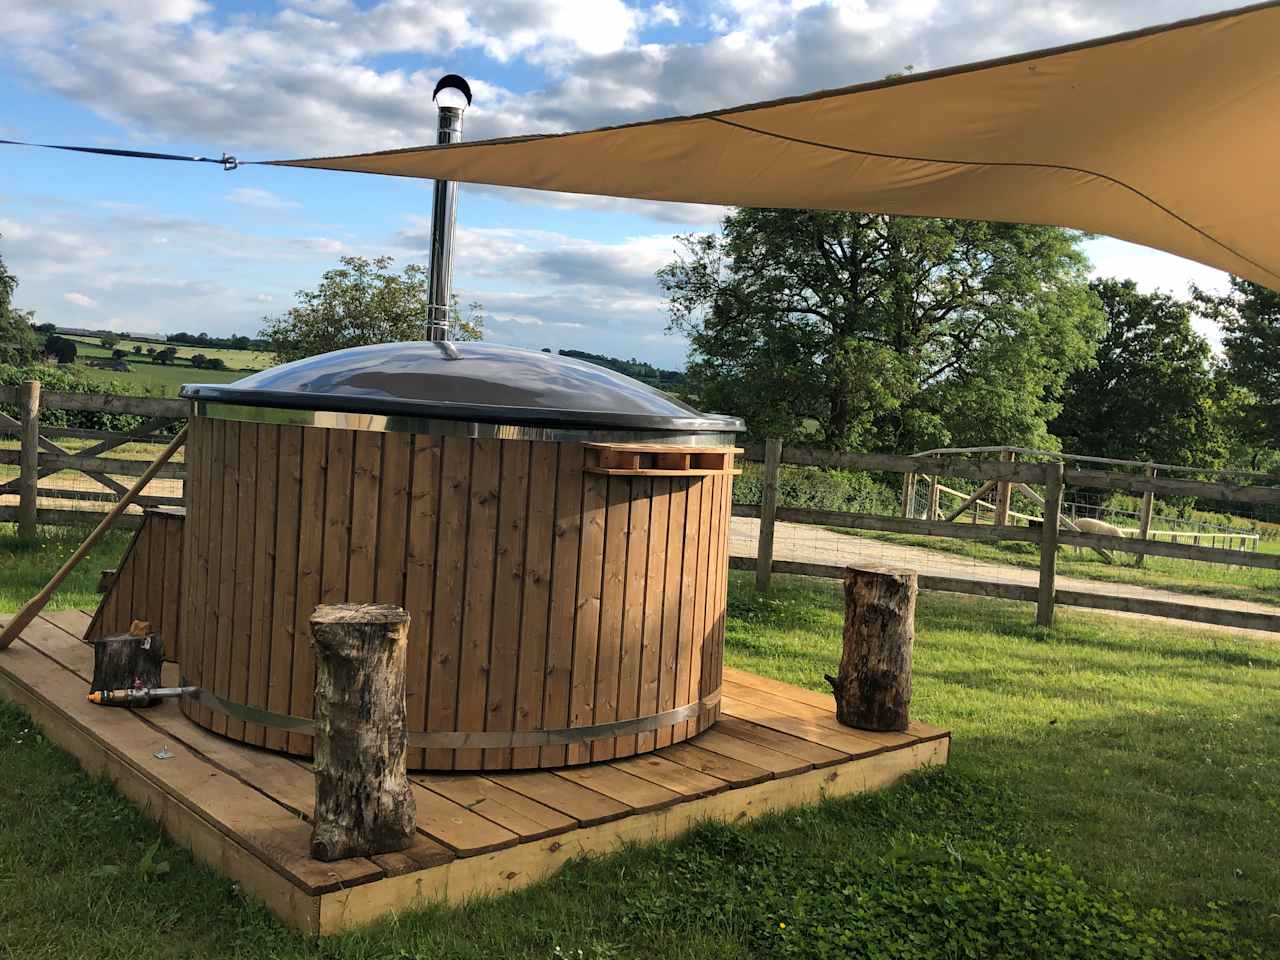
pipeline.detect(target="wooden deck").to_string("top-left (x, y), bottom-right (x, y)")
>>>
top-left (0, 609), bottom-right (950, 934)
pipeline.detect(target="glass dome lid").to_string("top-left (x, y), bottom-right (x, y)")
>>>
top-left (180, 341), bottom-right (744, 433)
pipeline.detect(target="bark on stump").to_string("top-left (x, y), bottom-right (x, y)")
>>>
top-left (90, 622), bottom-right (163, 706)
top-left (825, 566), bottom-right (916, 732)
top-left (309, 603), bottom-right (416, 862)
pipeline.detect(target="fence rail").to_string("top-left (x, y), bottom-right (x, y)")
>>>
top-left (741, 440), bottom-right (1280, 633)
top-left (0, 381), bottom-right (189, 535)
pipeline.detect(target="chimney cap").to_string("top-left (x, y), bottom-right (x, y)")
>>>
top-left (433, 74), bottom-right (472, 107)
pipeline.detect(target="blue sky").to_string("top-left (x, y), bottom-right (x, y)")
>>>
top-left (0, 0), bottom-right (1238, 368)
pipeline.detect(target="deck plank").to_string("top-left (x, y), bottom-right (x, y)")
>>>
top-left (684, 727), bottom-right (812, 777)
top-left (554, 764), bottom-right (681, 813)
top-left (724, 666), bottom-right (948, 742)
top-left (416, 774), bottom-right (576, 841)
top-left (608, 752), bottom-right (729, 798)
top-left (407, 781), bottom-right (521, 856)
top-left (653, 741), bottom-right (772, 788)
top-left (493, 771), bottom-right (630, 827)
top-left (712, 715), bottom-right (849, 768)
top-left (723, 680), bottom-right (913, 749)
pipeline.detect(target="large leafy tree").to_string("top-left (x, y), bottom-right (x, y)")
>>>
top-left (0, 242), bottom-right (41, 367)
top-left (1051, 279), bottom-right (1224, 466)
top-left (1195, 277), bottom-right (1280, 453)
top-left (261, 255), bottom-right (484, 364)
top-left (659, 210), bottom-right (1101, 451)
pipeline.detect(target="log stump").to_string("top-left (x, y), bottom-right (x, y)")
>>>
top-left (825, 566), bottom-right (916, 732)
top-left (309, 603), bottom-right (416, 862)
top-left (90, 622), bottom-right (163, 706)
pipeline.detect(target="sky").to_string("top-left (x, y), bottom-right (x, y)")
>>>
top-left (0, 0), bottom-right (1240, 369)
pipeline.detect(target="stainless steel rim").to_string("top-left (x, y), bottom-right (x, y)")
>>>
top-left (182, 687), bottom-right (721, 748)
top-left (194, 401), bottom-right (740, 446)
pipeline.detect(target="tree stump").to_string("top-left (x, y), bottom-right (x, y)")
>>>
top-left (309, 603), bottom-right (416, 862)
top-left (825, 566), bottom-right (916, 732)
top-left (90, 622), bottom-right (163, 706)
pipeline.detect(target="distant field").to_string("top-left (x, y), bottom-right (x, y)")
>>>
top-left (55, 335), bottom-right (271, 395)
top-left (64, 335), bottom-right (274, 371)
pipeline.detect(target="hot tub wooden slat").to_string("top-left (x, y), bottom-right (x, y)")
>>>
top-left (655, 479), bottom-right (685, 749)
top-left (373, 433), bottom-right (412, 607)
top-left (673, 478), bottom-right (701, 744)
top-left (615, 477), bottom-right (650, 759)
top-left (265, 427), bottom-right (302, 753)
top-left (245, 428), bottom-right (278, 746)
top-left (567, 470), bottom-right (607, 765)
top-left (540, 443), bottom-right (584, 768)
top-left (591, 477), bottom-right (629, 762)
top-left (404, 435), bottom-right (442, 770)
top-left (426, 436), bottom-right (470, 769)
top-left (288, 426), bottom-right (326, 755)
top-left (213, 420), bottom-right (240, 737)
top-left (485, 439), bottom-right (530, 771)
top-left (456, 437), bottom-right (500, 772)
top-left (227, 421), bottom-right (258, 742)
top-left (511, 441), bottom-right (556, 769)
top-left (347, 431), bottom-right (382, 602)
top-left (635, 479), bottom-right (667, 755)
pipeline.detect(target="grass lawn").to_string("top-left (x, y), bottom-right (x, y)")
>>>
top-left (841, 526), bottom-right (1280, 606)
top-left (75, 360), bottom-right (244, 394)
top-left (1, 535), bottom-right (1277, 957)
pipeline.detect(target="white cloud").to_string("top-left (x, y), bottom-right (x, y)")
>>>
top-left (226, 187), bottom-right (300, 210)
top-left (63, 291), bottom-right (99, 308)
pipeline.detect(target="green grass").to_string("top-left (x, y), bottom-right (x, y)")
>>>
top-left (840, 526), bottom-right (1280, 605)
top-left (74, 360), bottom-right (243, 394)
top-left (2, 551), bottom-right (1278, 957)
top-left (56, 334), bottom-right (270, 396)
top-left (0, 525), bottom-right (134, 612)
top-left (65, 334), bottom-right (273, 370)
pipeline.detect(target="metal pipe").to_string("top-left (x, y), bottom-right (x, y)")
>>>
top-left (426, 75), bottom-right (471, 342)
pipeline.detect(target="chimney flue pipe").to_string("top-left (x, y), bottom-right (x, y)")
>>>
top-left (426, 74), bottom-right (472, 342)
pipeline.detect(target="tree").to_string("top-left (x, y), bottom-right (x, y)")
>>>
top-left (132, 344), bottom-right (142, 355)
top-left (190, 353), bottom-right (208, 369)
top-left (1051, 280), bottom-right (1224, 466)
top-left (33, 322), bottom-right (56, 334)
top-left (660, 210), bottom-right (1102, 451)
top-left (112, 348), bottom-right (128, 360)
top-left (154, 346), bottom-right (178, 365)
top-left (1196, 277), bottom-right (1280, 454)
top-left (260, 255), bottom-right (485, 364)
top-left (44, 335), bottom-right (78, 365)
top-left (100, 334), bottom-right (120, 349)
top-left (0, 243), bottom-right (41, 366)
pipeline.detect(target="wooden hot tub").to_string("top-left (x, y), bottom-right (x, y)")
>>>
top-left (176, 342), bottom-right (743, 770)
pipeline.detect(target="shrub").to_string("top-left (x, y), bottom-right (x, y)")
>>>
top-left (0, 364), bottom-right (143, 431)
top-left (734, 461), bottom-right (898, 514)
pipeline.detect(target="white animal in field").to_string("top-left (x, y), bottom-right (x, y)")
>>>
top-left (1073, 517), bottom-right (1129, 538)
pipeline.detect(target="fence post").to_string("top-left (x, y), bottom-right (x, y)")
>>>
top-left (755, 438), bottom-right (782, 592)
top-left (18, 379), bottom-right (40, 539)
top-left (1037, 460), bottom-right (1064, 627)
top-left (926, 475), bottom-right (940, 521)
top-left (1135, 463), bottom-right (1155, 567)
top-left (994, 449), bottom-right (1014, 526)
top-left (900, 472), bottom-right (917, 518)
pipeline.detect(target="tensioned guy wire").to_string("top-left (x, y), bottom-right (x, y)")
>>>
top-left (0, 139), bottom-right (246, 170)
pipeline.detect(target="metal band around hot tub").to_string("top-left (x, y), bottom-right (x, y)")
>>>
top-left (192, 401), bottom-right (740, 447)
top-left (182, 687), bottom-right (721, 748)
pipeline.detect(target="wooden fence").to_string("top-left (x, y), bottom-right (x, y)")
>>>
top-left (0, 382), bottom-right (188, 532)
top-left (739, 441), bottom-right (1280, 634)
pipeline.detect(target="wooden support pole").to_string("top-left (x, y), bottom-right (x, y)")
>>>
top-left (826, 566), bottom-right (915, 732)
top-left (1135, 464), bottom-right (1156, 568)
top-left (0, 424), bottom-right (187, 651)
top-left (755, 438), bottom-right (782, 592)
top-left (18, 380), bottom-right (40, 539)
top-left (993, 449), bottom-right (1014, 526)
top-left (309, 602), bottom-right (416, 862)
top-left (926, 475), bottom-right (940, 521)
top-left (1037, 461), bottom-right (1064, 628)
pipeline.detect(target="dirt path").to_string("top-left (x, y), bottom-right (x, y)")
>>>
top-left (730, 517), bottom-right (1280, 641)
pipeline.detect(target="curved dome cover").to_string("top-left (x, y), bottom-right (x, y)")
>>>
top-left (181, 341), bottom-right (744, 433)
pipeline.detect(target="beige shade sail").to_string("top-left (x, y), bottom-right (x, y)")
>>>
top-left (274, 2), bottom-right (1280, 290)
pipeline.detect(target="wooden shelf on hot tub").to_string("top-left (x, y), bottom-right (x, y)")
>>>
top-left (583, 442), bottom-right (743, 476)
